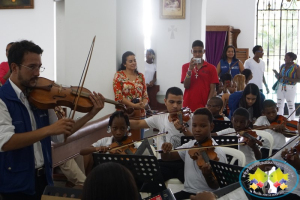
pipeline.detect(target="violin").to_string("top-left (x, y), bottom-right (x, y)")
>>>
top-left (188, 138), bottom-right (219, 169)
top-left (170, 107), bottom-right (191, 122)
top-left (27, 77), bottom-right (134, 114)
top-left (238, 130), bottom-right (263, 146)
top-left (107, 136), bottom-right (137, 155)
top-left (281, 140), bottom-right (300, 170)
top-left (270, 115), bottom-right (298, 131)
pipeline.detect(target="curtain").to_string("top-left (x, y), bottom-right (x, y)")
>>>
top-left (205, 31), bottom-right (227, 67)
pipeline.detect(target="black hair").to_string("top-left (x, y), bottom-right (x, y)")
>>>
top-left (220, 73), bottom-right (232, 83)
top-left (241, 69), bottom-right (252, 80)
top-left (146, 49), bottom-right (155, 61)
top-left (7, 42), bottom-right (14, 46)
top-left (239, 83), bottom-right (262, 119)
top-left (252, 45), bottom-right (262, 54)
top-left (221, 45), bottom-right (237, 61)
top-left (108, 111), bottom-right (130, 127)
top-left (233, 107), bottom-right (250, 120)
top-left (286, 52), bottom-right (297, 61)
top-left (263, 99), bottom-right (276, 110)
top-left (192, 40), bottom-right (204, 48)
top-left (81, 162), bottom-right (139, 200)
top-left (209, 97), bottom-right (223, 108)
top-left (193, 108), bottom-right (213, 123)
top-left (165, 87), bottom-right (183, 99)
top-left (118, 51), bottom-right (138, 74)
top-left (8, 40), bottom-right (43, 73)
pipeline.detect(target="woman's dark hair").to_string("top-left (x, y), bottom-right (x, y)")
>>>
top-left (239, 83), bottom-right (262, 119)
top-left (8, 40), bottom-right (43, 72)
top-left (118, 51), bottom-right (138, 74)
top-left (241, 69), bottom-right (252, 80)
top-left (81, 162), bottom-right (139, 200)
top-left (108, 111), bottom-right (130, 127)
top-left (193, 108), bottom-right (213, 123)
top-left (221, 45), bottom-right (237, 61)
top-left (286, 52), bottom-right (297, 61)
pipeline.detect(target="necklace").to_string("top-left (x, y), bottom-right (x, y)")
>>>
top-left (194, 67), bottom-right (200, 79)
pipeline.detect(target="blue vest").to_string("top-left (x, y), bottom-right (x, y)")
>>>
top-left (220, 59), bottom-right (240, 78)
top-left (0, 81), bottom-right (53, 195)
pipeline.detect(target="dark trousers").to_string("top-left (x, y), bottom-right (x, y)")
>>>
top-left (1, 168), bottom-right (48, 200)
top-left (174, 191), bottom-right (195, 200)
top-left (158, 159), bottom-right (184, 183)
top-left (261, 148), bottom-right (279, 159)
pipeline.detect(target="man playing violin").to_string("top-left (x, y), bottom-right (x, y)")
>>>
top-left (161, 108), bottom-right (227, 200)
top-left (0, 40), bottom-right (105, 200)
top-left (254, 100), bottom-right (292, 159)
top-left (130, 87), bottom-right (193, 183)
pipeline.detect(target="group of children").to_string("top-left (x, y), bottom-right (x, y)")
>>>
top-left (77, 84), bottom-right (300, 200)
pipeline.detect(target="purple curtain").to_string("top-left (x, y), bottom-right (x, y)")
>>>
top-left (205, 31), bottom-right (227, 67)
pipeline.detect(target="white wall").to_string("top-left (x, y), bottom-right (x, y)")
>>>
top-left (0, 0), bottom-right (54, 79)
top-left (56, 0), bottom-right (117, 118)
top-left (206, 0), bottom-right (256, 56)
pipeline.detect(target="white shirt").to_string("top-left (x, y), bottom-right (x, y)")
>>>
top-left (144, 62), bottom-right (157, 84)
top-left (178, 139), bottom-right (227, 194)
top-left (145, 113), bottom-right (192, 149)
top-left (244, 58), bottom-right (265, 89)
top-left (216, 128), bottom-right (256, 165)
top-left (92, 136), bottom-right (114, 147)
top-left (254, 116), bottom-right (286, 149)
top-left (0, 79), bottom-right (64, 168)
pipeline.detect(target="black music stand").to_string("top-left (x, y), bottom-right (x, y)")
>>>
top-left (211, 120), bottom-right (233, 132)
top-left (93, 153), bottom-right (166, 194)
top-left (209, 160), bottom-right (253, 199)
top-left (43, 185), bottom-right (82, 198)
top-left (181, 136), bottom-right (239, 149)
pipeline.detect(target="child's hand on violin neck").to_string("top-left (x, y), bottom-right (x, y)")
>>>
top-left (173, 119), bottom-right (183, 130)
top-left (282, 148), bottom-right (300, 170)
top-left (270, 124), bottom-right (286, 133)
top-left (200, 163), bottom-right (213, 176)
top-left (48, 118), bottom-right (75, 136)
top-left (245, 137), bottom-right (256, 149)
top-left (161, 142), bottom-right (173, 153)
top-left (88, 92), bottom-right (105, 115)
top-left (95, 146), bottom-right (109, 153)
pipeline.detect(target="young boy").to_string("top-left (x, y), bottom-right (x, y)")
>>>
top-left (161, 108), bottom-right (227, 200)
top-left (254, 99), bottom-right (288, 159)
top-left (212, 108), bottom-right (262, 165)
top-left (206, 97), bottom-right (229, 121)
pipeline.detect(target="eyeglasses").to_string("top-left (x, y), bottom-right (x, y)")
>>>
top-left (19, 64), bottom-right (45, 72)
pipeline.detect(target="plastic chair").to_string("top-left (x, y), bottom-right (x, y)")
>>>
top-left (255, 130), bottom-right (274, 157)
top-left (219, 146), bottom-right (246, 167)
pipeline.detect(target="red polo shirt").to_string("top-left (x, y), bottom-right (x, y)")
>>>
top-left (0, 62), bottom-right (9, 85)
top-left (181, 61), bottom-right (219, 111)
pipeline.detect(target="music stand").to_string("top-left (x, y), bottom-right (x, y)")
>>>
top-left (211, 120), bottom-right (233, 133)
top-left (43, 185), bottom-right (82, 199)
top-left (210, 160), bottom-right (252, 199)
top-left (93, 153), bottom-right (166, 194)
top-left (181, 136), bottom-right (239, 149)
top-left (142, 188), bottom-right (176, 200)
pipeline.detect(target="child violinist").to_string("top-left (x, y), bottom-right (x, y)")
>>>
top-left (212, 108), bottom-right (262, 165)
top-left (80, 111), bottom-right (137, 174)
top-left (161, 108), bottom-right (227, 200)
top-left (206, 97), bottom-right (229, 121)
top-left (253, 99), bottom-right (290, 159)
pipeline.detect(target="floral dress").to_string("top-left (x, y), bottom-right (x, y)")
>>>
top-left (113, 70), bottom-right (149, 109)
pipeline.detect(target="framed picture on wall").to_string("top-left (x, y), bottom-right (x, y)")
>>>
top-left (0, 0), bottom-right (34, 9)
top-left (160, 0), bottom-right (185, 19)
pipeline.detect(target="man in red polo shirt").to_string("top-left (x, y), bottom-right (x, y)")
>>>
top-left (181, 40), bottom-right (219, 111)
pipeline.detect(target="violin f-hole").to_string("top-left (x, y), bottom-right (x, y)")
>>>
top-left (53, 94), bottom-right (67, 99)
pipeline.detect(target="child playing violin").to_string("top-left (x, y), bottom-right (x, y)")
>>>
top-left (206, 97), bottom-right (229, 121)
top-left (212, 108), bottom-right (262, 165)
top-left (253, 100), bottom-right (290, 159)
top-left (161, 108), bottom-right (227, 200)
top-left (80, 111), bottom-right (137, 174)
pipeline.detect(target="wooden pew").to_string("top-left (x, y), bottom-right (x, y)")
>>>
top-left (51, 114), bottom-right (111, 168)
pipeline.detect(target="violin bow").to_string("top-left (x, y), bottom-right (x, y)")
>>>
top-left (69, 36), bottom-right (96, 119)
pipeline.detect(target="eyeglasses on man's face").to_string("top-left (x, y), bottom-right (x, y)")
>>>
top-left (19, 64), bottom-right (45, 72)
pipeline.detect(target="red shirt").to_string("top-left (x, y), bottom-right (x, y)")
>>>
top-left (181, 61), bottom-right (219, 111)
top-left (0, 62), bottom-right (9, 85)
